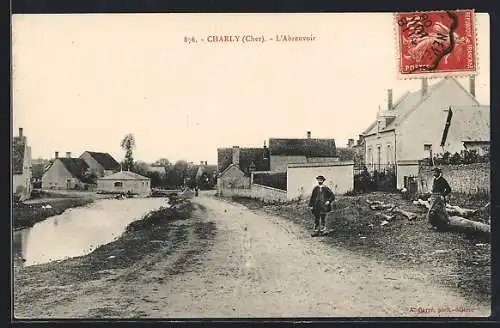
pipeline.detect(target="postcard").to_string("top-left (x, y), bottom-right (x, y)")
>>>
top-left (12, 12), bottom-right (490, 319)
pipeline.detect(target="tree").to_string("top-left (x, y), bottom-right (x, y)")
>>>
top-left (167, 160), bottom-right (189, 187)
top-left (120, 134), bottom-right (136, 171)
top-left (153, 158), bottom-right (171, 167)
top-left (132, 161), bottom-right (149, 176)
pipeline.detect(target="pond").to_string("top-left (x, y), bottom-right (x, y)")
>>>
top-left (12, 197), bottom-right (169, 267)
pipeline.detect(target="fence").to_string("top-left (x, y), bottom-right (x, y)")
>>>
top-left (354, 164), bottom-right (396, 193)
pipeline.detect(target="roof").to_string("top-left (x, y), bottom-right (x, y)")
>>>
top-left (98, 170), bottom-right (150, 180)
top-left (447, 105), bottom-right (490, 142)
top-left (361, 78), bottom-right (474, 136)
top-left (217, 147), bottom-right (270, 175)
top-left (12, 136), bottom-right (26, 175)
top-left (268, 138), bottom-right (336, 157)
top-left (31, 162), bottom-right (46, 179)
top-left (83, 151), bottom-right (120, 171)
top-left (58, 158), bottom-right (90, 182)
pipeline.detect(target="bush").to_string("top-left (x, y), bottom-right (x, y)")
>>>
top-left (433, 149), bottom-right (489, 165)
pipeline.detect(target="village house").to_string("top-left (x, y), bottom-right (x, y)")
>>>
top-left (42, 151), bottom-right (93, 190)
top-left (360, 76), bottom-right (490, 189)
top-left (217, 132), bottom-right (337, 190)
top-left (217, 145), bottom-right (270, 189)
top-left (268, 131), bottom-right (337, 172)
top-left (79, 151), bottom-right (121, 177)
top-left (195, 161), bottom-right (218, 188)
top-left (97, 170), bottom-right (151, 196)
top-left (12, 128), bottom-right (32, 200)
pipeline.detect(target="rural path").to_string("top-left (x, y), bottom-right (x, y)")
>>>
top-left (20, 194), bottom-right (490, 318)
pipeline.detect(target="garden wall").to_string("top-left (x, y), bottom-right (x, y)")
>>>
top-left (418, 163), bottom-right (490, 195)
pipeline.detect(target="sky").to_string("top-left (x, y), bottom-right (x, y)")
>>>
top-left (12, 13), bottom-right (490, 164)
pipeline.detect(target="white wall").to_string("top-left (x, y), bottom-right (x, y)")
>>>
top-left (287, 162), bottom-right (354, 200)
top-left (397, 78), bottom-right (479, 161)
top-left (97, 179), bottom-right (151, 195)
top-left (364, 131), bottom-right (396, 169)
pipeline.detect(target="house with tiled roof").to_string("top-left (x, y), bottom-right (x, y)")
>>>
top-left (80, 151), bottom-right (121, 177)
top-left (97, 170), bottom-right (151, 196)
top-left (12, 128), bottom-right (32, 200)
top-left (268, 131), bottom-right (337, 172)
top-left (217, 146), bottom-right (270, 176)
top-left (360, 76), bottom-right (489, 188)
top-left (42, 151), bottom-right (93, 190)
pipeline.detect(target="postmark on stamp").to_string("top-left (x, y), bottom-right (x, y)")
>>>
top-left (395, 9), bottom-right (477, 78)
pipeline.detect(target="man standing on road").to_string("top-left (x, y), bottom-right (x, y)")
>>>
top-left (427, 167), bottom-right (452, 231)
top-left (309, 175), bottom-right (335, 236)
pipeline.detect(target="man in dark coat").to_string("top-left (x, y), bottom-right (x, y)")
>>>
top-left (427, 167), bottom-right (452, 230)
top-left (309, 175), bottom-right (335, 236)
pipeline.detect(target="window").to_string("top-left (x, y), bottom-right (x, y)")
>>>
top-left (424, 144), bottom-right (433, 159)
top-left (367, 148), bottom-right (373, 165)
top-left (377, 146), bottom-right (381, 167)
top-left (114, 181), bottom-right (123, 187)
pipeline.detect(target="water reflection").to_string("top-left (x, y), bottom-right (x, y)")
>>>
top-left (13, 198), bottom-right (168, 267)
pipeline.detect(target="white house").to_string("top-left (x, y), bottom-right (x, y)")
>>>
top-left (360, 76), bottom-right (490, 189)
top-left (97, 171), bottom-right (151, 196)
top-left (12, 128), bottom-right (32, 200)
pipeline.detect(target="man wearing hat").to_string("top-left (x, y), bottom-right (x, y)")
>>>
top-left (308, 175), bottom-right (335, 236)
top-left (427, 167), bottom-right (452, 230)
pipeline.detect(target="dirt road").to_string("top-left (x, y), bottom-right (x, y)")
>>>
top-left (14, 194), bottom-right (490, 318)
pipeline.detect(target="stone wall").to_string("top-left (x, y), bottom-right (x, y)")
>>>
top-left (219, 183), bottom-right (287, 202)
top-left (418, 163), bottom-right (490, 195)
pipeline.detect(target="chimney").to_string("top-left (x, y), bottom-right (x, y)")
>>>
top-left (469, 75), bottom-right (476, 97)
top-left (387, 89), bottom-right (393, 110)
top-left (18, 127), bottom-right (23, 138)
top-left (421, 78), bottom-right (428, 97)
top-left (66, 152), bottom-right (71, 158)
top-left (55, 151), bottom-right (59, 159)
top-left (232, 146), bottom-right (240, 166)
top-left (306, 131), bottom-right (311, 139)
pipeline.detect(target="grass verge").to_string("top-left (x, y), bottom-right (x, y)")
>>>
top-left (229, 192), bottom-right (491, 305)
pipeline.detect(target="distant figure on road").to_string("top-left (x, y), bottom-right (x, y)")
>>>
top-left (427, 167), bottom-right (452, 230)
top-left (194, 185), bottom-right (199, 197)
top-left (309, 175), bottom-right (335, 237)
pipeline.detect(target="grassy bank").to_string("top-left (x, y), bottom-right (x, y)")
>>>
top-left (229, 192), bottom-right (490, 305)
top-left (14, 199), bottom-right (216, 317)
top-left (13, 198), bottom-right (95, 230)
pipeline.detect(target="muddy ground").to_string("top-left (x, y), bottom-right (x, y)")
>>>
top-left (13, 193), bottom-right (490, 318)
top-left (230, 191), bottom-right (491, 305)
top-left (13, 200), bottom-right (216, 318)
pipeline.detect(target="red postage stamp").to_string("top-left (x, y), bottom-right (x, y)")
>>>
top-left (395, 9), bottom-right (477, 78)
